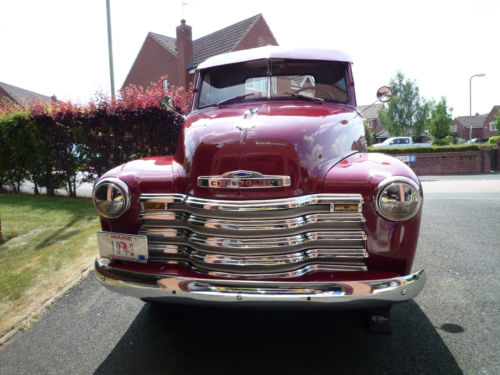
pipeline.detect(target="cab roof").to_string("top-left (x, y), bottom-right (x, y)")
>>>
top-left (196, 46), bottom-right (353, 70)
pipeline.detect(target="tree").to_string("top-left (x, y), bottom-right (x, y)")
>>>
top-left (429, 97), bottom-right (453, 140)
top-left (378, 72), bottom-right (429, 137)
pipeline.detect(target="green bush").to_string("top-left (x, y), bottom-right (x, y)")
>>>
top-left (432, 138), bottom-right (448, 146)
top-left (445, 135), bottom-right (456, 144)
top-left (489, 136), bottom-right (500, 144)
top-left (368, 143), bottom-right (497, 154)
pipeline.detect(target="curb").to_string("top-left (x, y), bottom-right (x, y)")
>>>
top-left (0, 264), bottom-right (94, 348)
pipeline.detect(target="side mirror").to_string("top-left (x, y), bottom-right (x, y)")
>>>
top-left (160, 95), bottom-right (187, 120)
top-left (160, 96), bottom-right (175, 111)
top-left (376, 86), bottom-right (392, 102)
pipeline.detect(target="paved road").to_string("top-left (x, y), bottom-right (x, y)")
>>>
top-left (1, 175), bottom-right (499, 375)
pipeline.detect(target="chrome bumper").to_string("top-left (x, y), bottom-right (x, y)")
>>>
top-left (94, 258), bottom-right (426, 308)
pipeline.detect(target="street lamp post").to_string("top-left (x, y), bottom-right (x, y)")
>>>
top-left (469, 73), bottom-right (486, 141)
top-left (106, 0), bottom-right (115, 99)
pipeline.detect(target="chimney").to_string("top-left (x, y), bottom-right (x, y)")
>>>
top-left (175, 19), bottom-right (193, 88)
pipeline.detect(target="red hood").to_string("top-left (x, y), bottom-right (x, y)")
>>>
top-left (174, 100), bottom-right (366, 198)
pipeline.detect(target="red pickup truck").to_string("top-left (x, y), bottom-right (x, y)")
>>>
top-left (93, 46), bottom-right (425, 331)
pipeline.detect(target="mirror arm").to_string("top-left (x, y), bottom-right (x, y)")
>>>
top-left (160, 95), bottom-right (187, 120)
top-left (348, 85), bottom-right (392, 122)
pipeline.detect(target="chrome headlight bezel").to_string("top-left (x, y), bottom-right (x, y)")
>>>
top-left (92, 177), bottom-right (131, 219)
top-left (374, 176), bottom-right (422, 222)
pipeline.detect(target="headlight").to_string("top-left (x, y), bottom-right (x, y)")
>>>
top-left (93, 178), bottom-right (131, 218)
top-left (374, 177), bottom-right (422, 221)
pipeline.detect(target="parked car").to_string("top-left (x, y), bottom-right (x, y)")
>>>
top-left (92, 47), bottom-right (426, 331)
top-left (465, 138), bottom-right (489, 144)
top-left (372, 136), bottom-right (431, 147)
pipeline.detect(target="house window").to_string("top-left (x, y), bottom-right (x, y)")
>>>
top-left (452, 125), bottom-right (457, 132)
top-left (245, 77), bottom-right (277, 94)
top-left (290, 75), bottom-right (315, 90)
top-left (245, 77), bottom-right (267, 93)
top-left (490, 122), bottom-right (497, 131)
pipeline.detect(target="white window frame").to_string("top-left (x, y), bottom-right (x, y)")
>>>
top-left (490, 122), bottom-right (496, 131)
top-left (245, 77), bottom-right (267, 93)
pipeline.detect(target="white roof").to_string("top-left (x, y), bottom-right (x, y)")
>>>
top-left (197, 46), bottom-right (353, 70)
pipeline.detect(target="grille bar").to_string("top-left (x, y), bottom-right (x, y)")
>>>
top-left (141, 212), bottom-right (365, 238)
top-left (139, 193), bottom-right (367, 278)
top-left (140, 193), bottom-right (363, 219)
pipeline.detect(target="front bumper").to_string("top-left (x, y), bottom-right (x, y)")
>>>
top-left (94, 258), bottom-right (426, 308)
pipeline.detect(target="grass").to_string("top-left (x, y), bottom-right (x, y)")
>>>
top-left (0, 194), bottom-right (100, 337)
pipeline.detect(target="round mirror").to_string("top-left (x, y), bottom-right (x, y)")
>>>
top-left (160, 96), bottom-right (175, 111)
top-left (376, 86), bottom-right (392, 102)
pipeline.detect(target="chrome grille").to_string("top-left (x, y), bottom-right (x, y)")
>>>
top-left (139, 193), bottom-right (367, 278)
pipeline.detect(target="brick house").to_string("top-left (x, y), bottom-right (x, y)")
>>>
top-left (452, 105), bottom-right (500, 140)
top-left (0, 81), bottom-right (54, 106)
top-left (357, 103), bottom-right (385, 133)
top-left (356, 103), bottom-right (389, 143)
top-left (122, 14), bottom-right (278, 91)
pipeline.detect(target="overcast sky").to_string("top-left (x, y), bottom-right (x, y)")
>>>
top-left (1, 0), bottom-right (498, 117)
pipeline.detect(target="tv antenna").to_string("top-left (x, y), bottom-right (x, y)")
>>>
top-left (181, 1), bottom-right (187, 20)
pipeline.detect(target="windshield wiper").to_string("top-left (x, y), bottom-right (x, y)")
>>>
top-left (284, 92), bottom-right (324, 104)
top-left (217, 92), bottom-right (255, 107)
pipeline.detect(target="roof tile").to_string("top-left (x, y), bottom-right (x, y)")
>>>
top-left (455, 114), bottom-right (488, 128)
top-left (0, 81), bottom-right (52, 104)
top-left (357, 103), bottom-right (385, 119)
top-left (148, 14), bottom-right (262, 69)
top-left (149, 32), bottom-right (177, 54)
top-left (191, 14), bottom-right (261, 68)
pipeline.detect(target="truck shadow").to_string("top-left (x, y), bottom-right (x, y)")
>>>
top-left (94, 300), bottom-right (462, 375)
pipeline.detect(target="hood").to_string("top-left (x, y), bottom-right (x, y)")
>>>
top-left (175, 101), bottom-right (366, 198)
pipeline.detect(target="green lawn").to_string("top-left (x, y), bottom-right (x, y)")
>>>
top-left (0, 194), bottom-right (100, 336)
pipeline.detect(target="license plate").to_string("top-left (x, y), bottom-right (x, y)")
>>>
top-left (97, 231), bottom-right (148, 263)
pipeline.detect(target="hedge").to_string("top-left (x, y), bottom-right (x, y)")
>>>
top-left (367, 143), bottom-right (498, 154)
top-left (0, 80), bottom-right (192, 197)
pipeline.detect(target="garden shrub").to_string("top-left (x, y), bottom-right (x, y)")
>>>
top-left (444, 135), bottom-right (456, 144)
top-left (432, 138), bottom-right (448, 146)
top-left (489, 136), bottom-right (500, 144)
top-left (368, 144), bottom-right (497, 154)
top-left (0, 80), bottom-right (193, 196)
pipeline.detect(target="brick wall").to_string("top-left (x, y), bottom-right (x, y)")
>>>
top-left (176, 20), bottom-right (193, 88)
top-left (399, 150), bottom-right (498, 175)
top-left (122, 35), bottom-right (178, 89)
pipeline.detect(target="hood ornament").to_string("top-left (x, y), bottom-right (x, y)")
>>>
top-left (236, 108), bottom-right (259, 131)
top-left (198, 170), bottom-right (291, 189)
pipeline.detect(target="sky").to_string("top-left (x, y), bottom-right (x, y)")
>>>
top-left (1, 0), bottom-right (498, 117)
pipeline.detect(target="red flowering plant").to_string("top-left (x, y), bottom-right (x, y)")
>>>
top-left (82, 80), bottom-right (193, 183)
top-left (0, 80), bottom-right (193, 197)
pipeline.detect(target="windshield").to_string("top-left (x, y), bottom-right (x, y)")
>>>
top-left (197, 59), bottom-right (349, 108)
